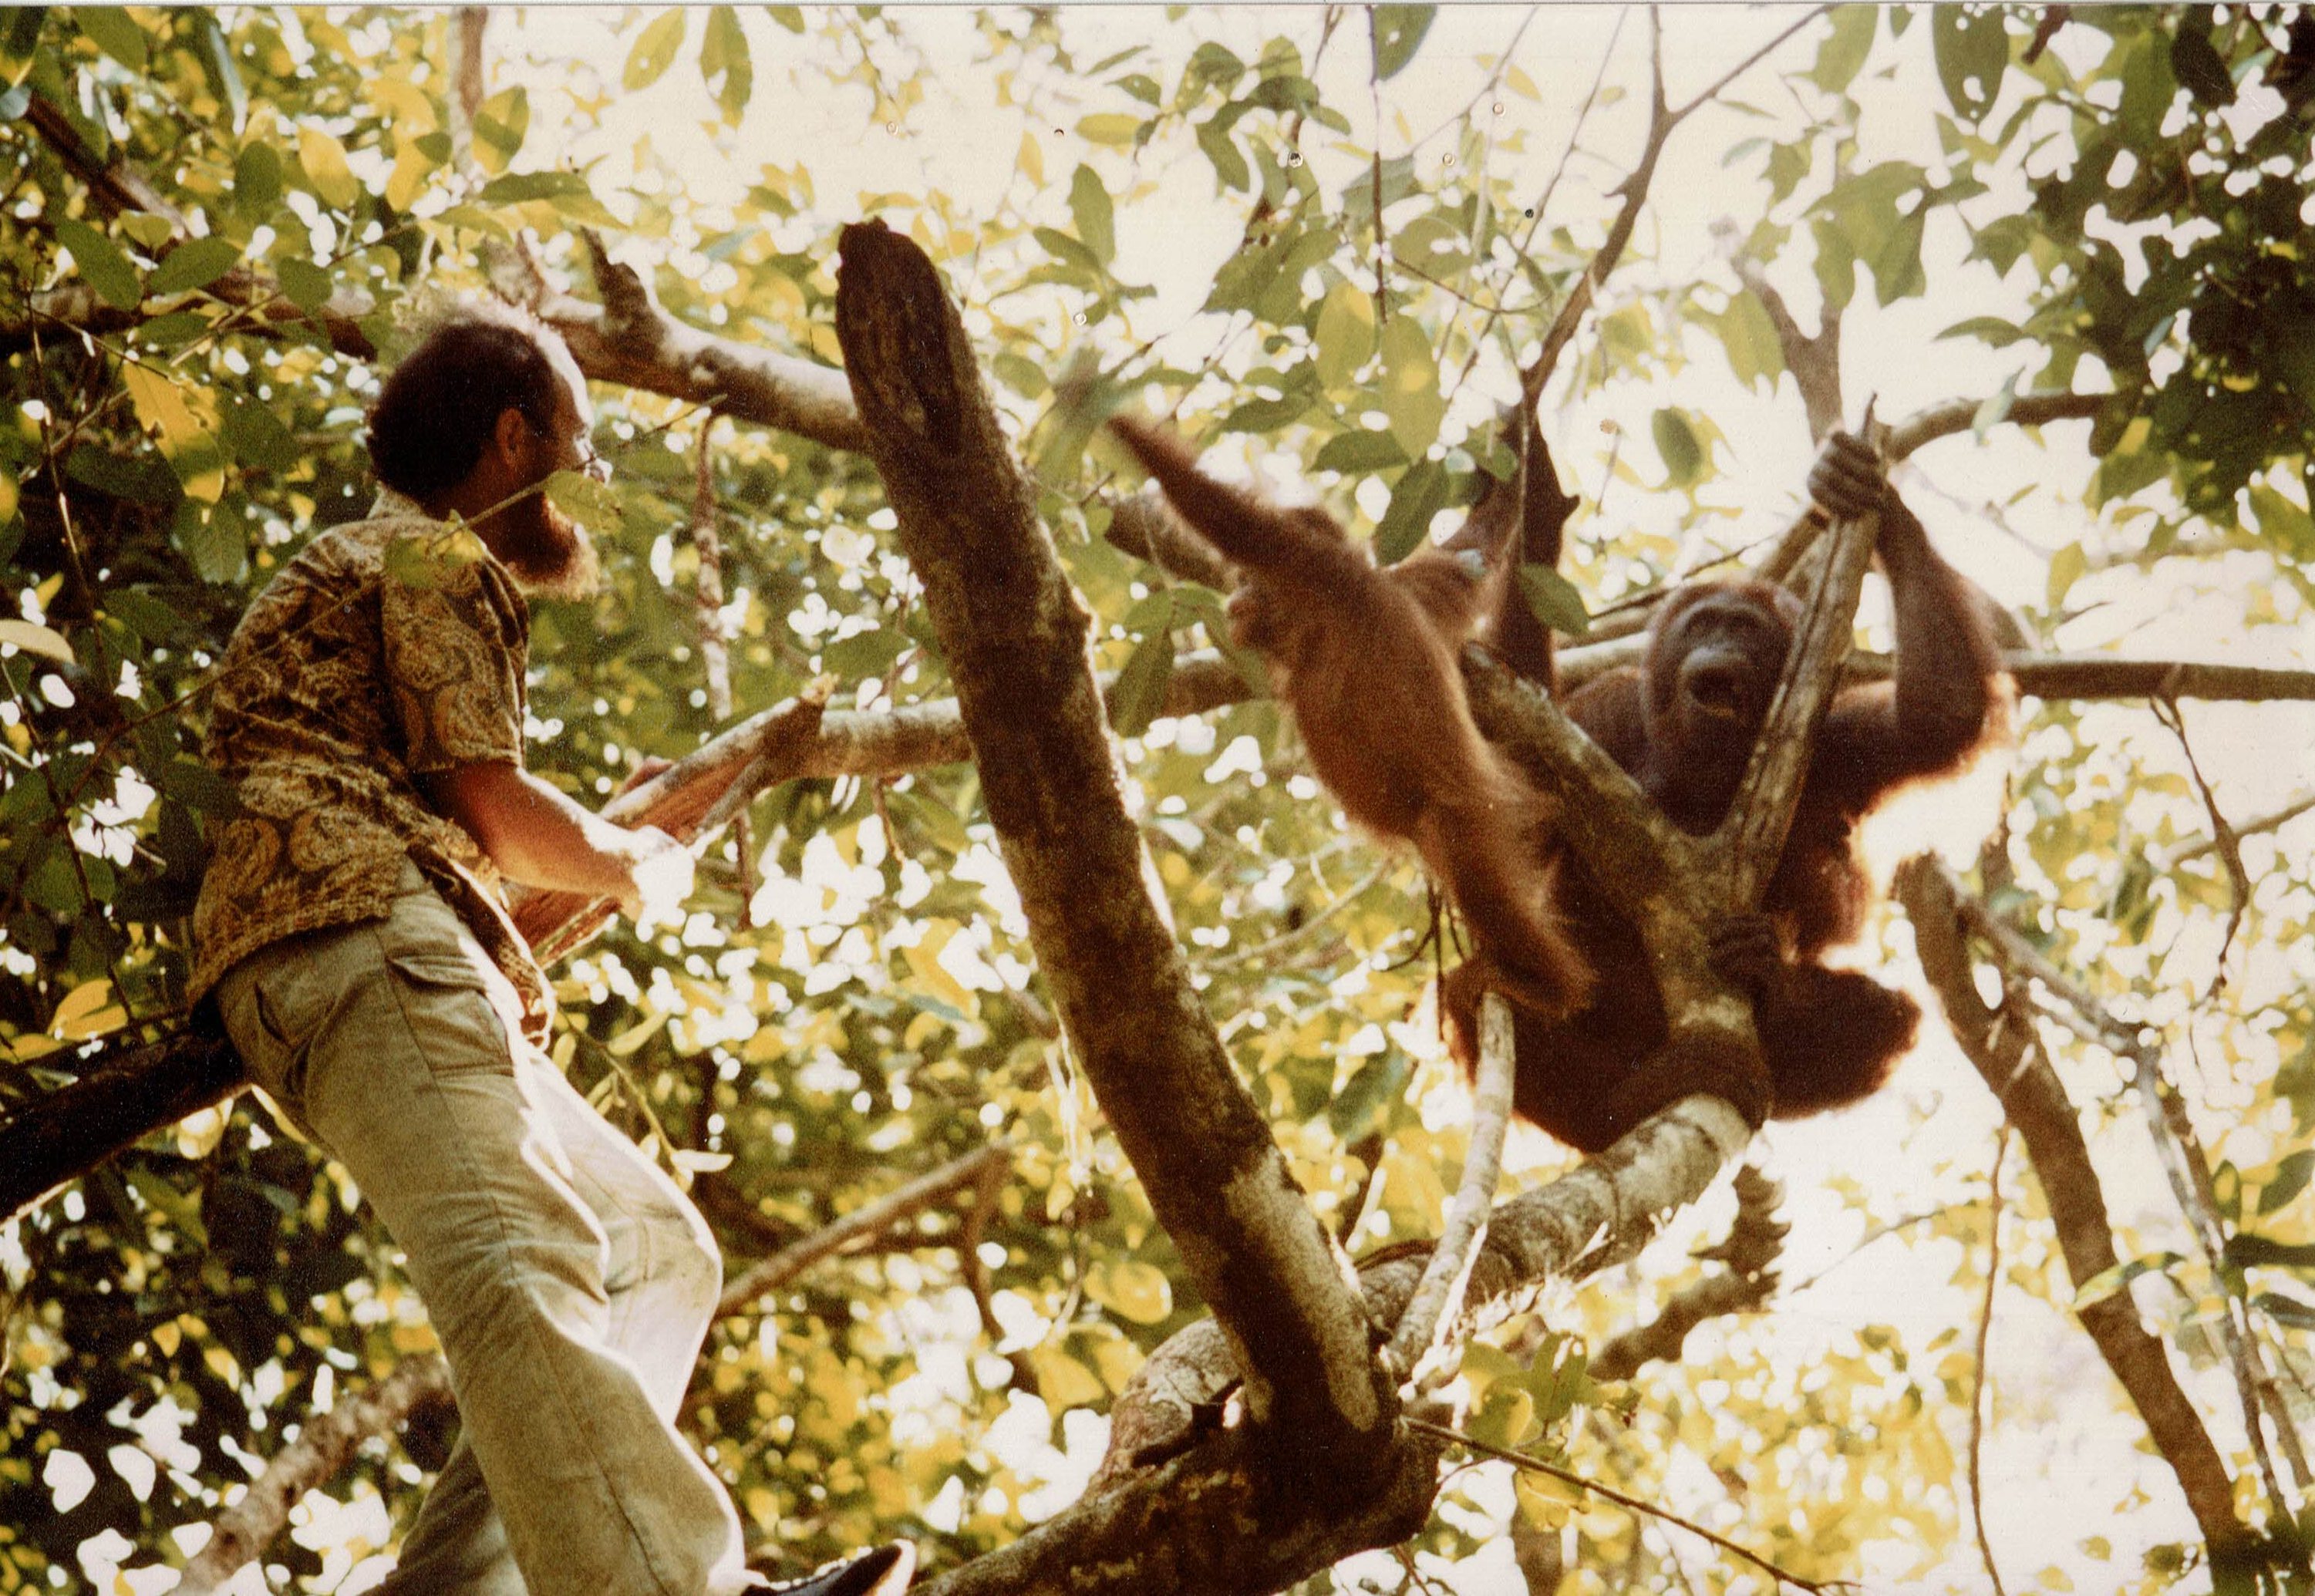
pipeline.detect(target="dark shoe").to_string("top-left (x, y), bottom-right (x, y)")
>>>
top-left (758, 1542), bottom-right (915, 1596)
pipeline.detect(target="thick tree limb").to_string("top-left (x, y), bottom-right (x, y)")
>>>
top-left (531, 232), bottom-right (869, 454)
top-left (832, 221), bottom-right (1397, 1520)
top-left (1896, 857), bottom-right (2251, 1561)
top-left (1089, 1096), bottom-right (1754, 1500)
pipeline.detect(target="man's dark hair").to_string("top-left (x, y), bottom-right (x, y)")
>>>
top-left (367, 315), bottom-right (565, 501)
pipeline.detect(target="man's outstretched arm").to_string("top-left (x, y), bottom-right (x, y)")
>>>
top-left (423, 760), bottom-right (693, 927)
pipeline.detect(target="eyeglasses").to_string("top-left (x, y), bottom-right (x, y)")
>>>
top-left (526, 413), bottom-right (612, 484)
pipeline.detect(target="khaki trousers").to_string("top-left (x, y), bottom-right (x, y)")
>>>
top-left (215, 862), bottom-right (752, 1596)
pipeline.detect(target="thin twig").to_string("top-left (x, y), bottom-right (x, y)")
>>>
top-left (1969, 1129), bottom-right (2012, 1596)
top-left (2151, 698), bottom-right (2248, 993)
top-left (1403, 1417), bottom-right (1835, 1592)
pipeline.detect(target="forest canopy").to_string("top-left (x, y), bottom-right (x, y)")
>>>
top-left (5, 6), bottom-right (2315, 1594)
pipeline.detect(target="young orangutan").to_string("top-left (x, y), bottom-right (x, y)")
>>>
top-left (1109, 413), bottom-right (1591, 1020)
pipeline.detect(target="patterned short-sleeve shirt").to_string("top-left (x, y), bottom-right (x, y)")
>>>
top-left (189, 490), bottom-right (554, 1039)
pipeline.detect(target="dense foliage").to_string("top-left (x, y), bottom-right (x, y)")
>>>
top-left (3, 6), bottom-right (2313, 1592)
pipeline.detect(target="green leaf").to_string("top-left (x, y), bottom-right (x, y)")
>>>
top-left (479, 170), bottom-right (593, 206)
top-left (0, 7), bottom-right (45, 86)
top-left (1329, 1047), bottom-right (1410, 1139)
top-left (1110, 614), bottom-right (1176, 739)
top-left (701, 5), bottom-right (752, 123)
top-left (543, 470), bottom-right (622, 534)
top-left (2226, 1233), bottom-right (2315, 1271)
top-left (1931, 5), bottom-right (2009, 122)
top-left (275, 257), bottom-right (332, 313)
top-left (2255, 1291), bottom-right (2315, 1331)
top-left (1651, 406), bottom-right (1705, 490)
top-left (1378, 315), bottom-right (1443, 458)
top-left (68, 443), bottom-right (176, 504)
top-left (1374, 458), bottom-right (1447, 565)
top-left (1517, 564), bottom-right (1592, 638)
top-left (1710, 289), bottom-right (1784, 392)
top-left (1069, 164), bottom-right (1115, 266)
top-left (1195, 114), bottom-right (1250, 193)
top-left (385, 525), bottom-right (486, 591)
top-left (74, 5), bottom-right (147, 72)
top-left (1033, 226), bottom-right (1104, 279)
top-left (55, 217), bottom-right (141, 310)
top-left (147, 237), bottom-right (241, 298)
top-left (1937, 314), bottom-right (2028, 348)
top-left (824, 626), bottom-right (907, 678)
top-left (234, 141), bottom-right (281, 216)
top-left (1370, 5), bottom-right (1435, 80)
top-left (768, 5), bottom-right (805, 32)
top-left (1077, 112), bottom-right (1143, 146)
top-left (625, 10), bottom-right (688, 91)
top-left (173, 501), bottom-right (244, 584)
top-left (2259, 1151), bottom-right (2315, 1217)
top-left (472, 86), bottom-right (530, 175)
top-left (2044, 541), bottom-right (2087, 609)
top-left (1313, 281), bottom-right (1377, 389)
top-left (195, 12), bottom-right (247, 130)
top-left (1810, 6), bottom-right (1876, 93)
top-left (2169, 19), bottom-right (2235, 108)
top-left (1313, 427), bottom-right (1406, 475)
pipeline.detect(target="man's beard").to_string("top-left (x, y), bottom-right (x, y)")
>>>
top-left (488, 487), bottom-right (600, 600)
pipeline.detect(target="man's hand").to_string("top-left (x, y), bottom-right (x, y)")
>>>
top-left (618, 826), bottom-right (694, 934)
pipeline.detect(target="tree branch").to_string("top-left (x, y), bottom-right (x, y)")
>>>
top-left (831, 221), bottom-right (1395, 1499)
top-left (177, 1359), bottom-right (455, 1596)
top-left (1895, 856), bottom-right (2254, 1561)
top-left (1387, 993), bottom-right (1516, 1381)
top-left (1589, 1163), bottom-right (1786, 1382)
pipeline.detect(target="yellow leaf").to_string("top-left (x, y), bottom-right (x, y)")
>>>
top-left (607, 1011), bottom-right (669, 1058)
top-left (204, 1344), bottom-right (240, 1386)
top-left (1090, 1333), bottom-right (1144, 1393)
top-left (1085, 1258), bottom-right (1172, 1325)
top-left (297, 126), bottom-right (362, 210)
top-left (122, 363), bottom-right (200, 450)
top-left (1077, 113), bottom-right (1142, 146)
top-left (385, 142), bottom-right (436, 213)
top-left (51, 979), bottom-right (116, 1036)
top-left (1027, 1345), bottom-right (1105, 1412)
top-left (2, 1029), bottom-right (62, 1062)
top-left (1017, 130), bottom-right (1043, 186)
top-left (0, 619), bottom-right (75, 664)
top-left (901, 921), bottom-right (977, 1017)
top-left (152, 1322), bottom-right (181, 1358)
top-left (367, 77), bottom-right (437, 134)
top-left (0, 469), bottom-right (17, 524)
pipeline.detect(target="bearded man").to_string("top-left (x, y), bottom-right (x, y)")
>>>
top-left (189, 306), bottom-right (912, 1596)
